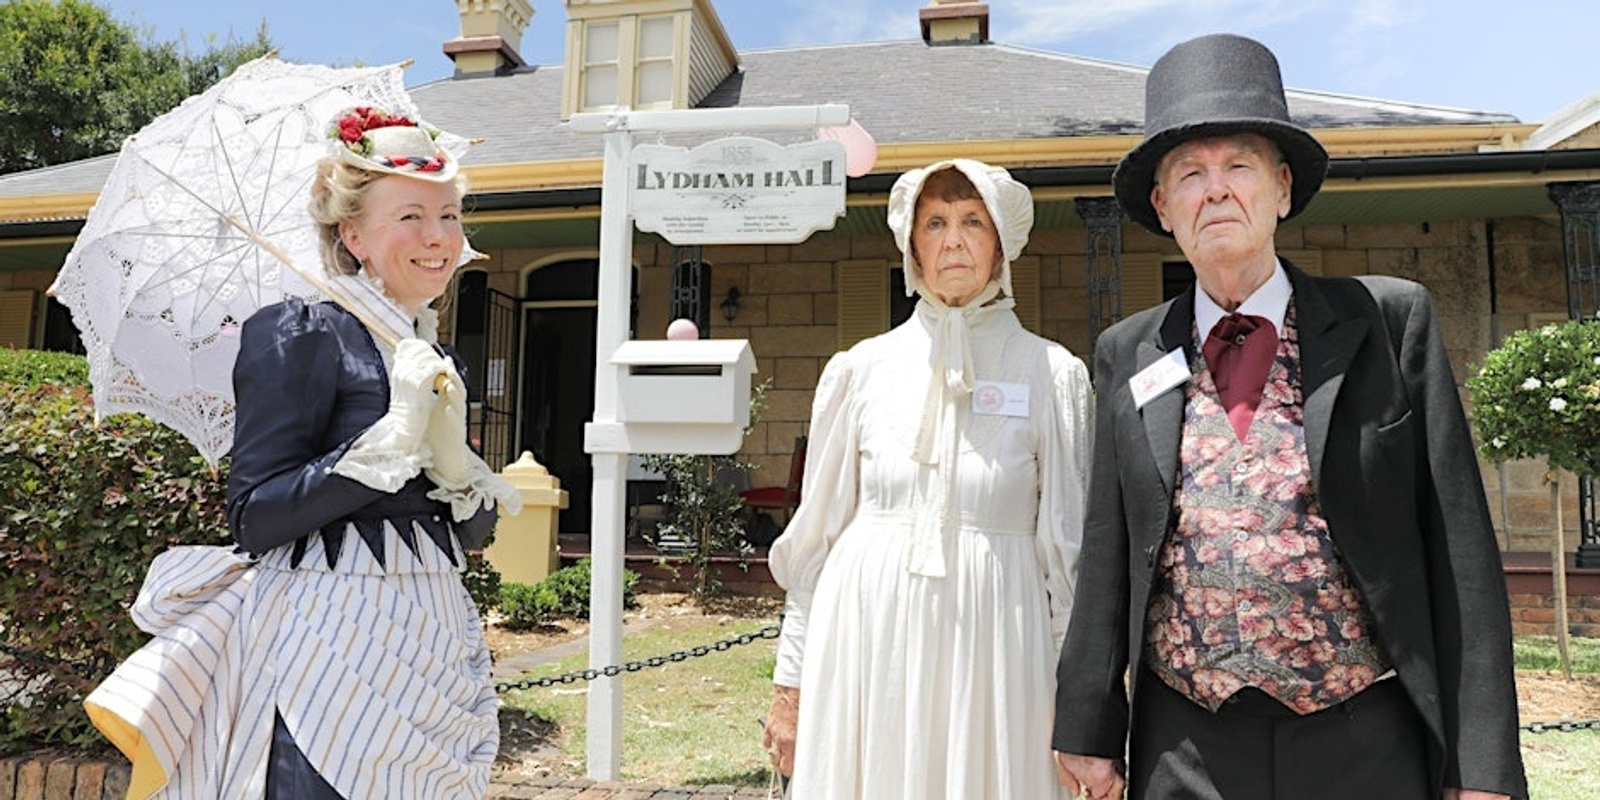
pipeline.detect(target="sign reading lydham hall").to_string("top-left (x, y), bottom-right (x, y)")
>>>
top-left (629, 136), bottom-right (847, 244)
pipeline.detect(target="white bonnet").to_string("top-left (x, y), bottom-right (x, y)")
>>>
top-left (886, 159), bottom-right (1034, 298)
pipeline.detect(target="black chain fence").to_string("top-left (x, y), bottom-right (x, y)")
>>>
top-left (492, 623), bottom-right (780, 694)
top-left (4, 628), bottom-right (1597, 734)
top-left (1521, 718), bottom-right (1600, 734)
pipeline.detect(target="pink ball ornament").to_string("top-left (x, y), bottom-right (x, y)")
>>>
top-left (817, 118), bottom-right (878, 178)
top-left (666, 318), bottom-right (700, 340)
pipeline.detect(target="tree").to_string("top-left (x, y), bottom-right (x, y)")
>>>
top-left (1468, 318), bottom-right (1600, 679)
top-left (0, 0), bottom-right (272, 174)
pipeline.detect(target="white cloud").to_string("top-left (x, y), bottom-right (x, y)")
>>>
top-left (991, 0), bottom-right (1337, 70)
top-left (1323, 0), bottom-right (1418, 98)
top-left (1003, 0), bottom-right (1181, 39)
top-left (774, 0), bottom-right (920, 46)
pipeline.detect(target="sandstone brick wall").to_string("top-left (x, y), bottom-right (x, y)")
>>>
top-left (10, 207), bottom-right (1576, 550)
top-left (477, 213), bottom-right (1584, 546)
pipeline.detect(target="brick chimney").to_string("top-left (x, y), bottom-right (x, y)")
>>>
top-left (920, 0), bottom-right (989, 46)
top-left (444, 0), bottom-right (535, 77)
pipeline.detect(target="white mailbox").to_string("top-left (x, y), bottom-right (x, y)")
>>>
top-left (610, 339), bottom-right (757, 454)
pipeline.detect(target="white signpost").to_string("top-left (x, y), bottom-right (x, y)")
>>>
top-left (567, 104), bottom-right (849, 780)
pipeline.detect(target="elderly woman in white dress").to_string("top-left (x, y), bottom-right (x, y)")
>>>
top-left (761, 160), bottom-right (1092, 799)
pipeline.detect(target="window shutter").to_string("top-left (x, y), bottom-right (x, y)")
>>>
top-left (0, 289), bottom-right (38, 348)
top-left (836, 260), bottom-right (888, 351)
top-left (1009, 256), bottom-right (1041, 333)
top-left (1120, 252), bottom-right (1165, 318)
top-left (1279, 249), bottom-right (1323, 276)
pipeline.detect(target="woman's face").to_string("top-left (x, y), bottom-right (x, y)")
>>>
top-left (338, 175), bottom-right (464, 314)
top-left (911, 194), bottom-right (1000, 307)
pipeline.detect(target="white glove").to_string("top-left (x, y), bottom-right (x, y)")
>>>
top-left (382, 338), bottom-right (453, 456)
top-left (424, 368), bottom-right (473, 490)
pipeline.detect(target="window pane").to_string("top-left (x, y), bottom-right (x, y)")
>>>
top-left (584, 65), bottom-right (617, 108)
top-left (639, 17), bottom-right (675, 59)
top-left (637, 62), bottom-right (672, 105)
top-left (585, 22), bottom-right (618, 64)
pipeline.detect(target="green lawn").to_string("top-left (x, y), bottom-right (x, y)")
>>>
top-left (1513, 636), bottom-right (1600, 799)
top-left (1514, 634), bottom-right (1600, 674)
top-left (1521, 728), bottom-right (1600, 800)
top-left (499, 625), bottom-right (1600, 791)
top-left (498, 614), bottom-right (782, 786)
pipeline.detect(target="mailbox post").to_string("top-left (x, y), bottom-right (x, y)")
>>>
top-left (568, 104), bottom-right (848, 781)
top-left (612, 340), bottom-right (756, 453)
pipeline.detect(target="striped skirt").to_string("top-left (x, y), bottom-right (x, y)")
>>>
top-left (85, 526), bottom-right (498, 799)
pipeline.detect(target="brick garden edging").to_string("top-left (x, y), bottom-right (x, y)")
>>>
top-left (0, 753), bottom-right (128, 800)
top-left (1509, 592), bottom-right (1600, 638)
top-left (0, 754), bottom-right (774, 799)
top-left (1504, 551), bottom-right (1600, 638)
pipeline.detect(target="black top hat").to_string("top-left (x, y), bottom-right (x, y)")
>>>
top-left (1112, 33), bottom-right (1329, 236)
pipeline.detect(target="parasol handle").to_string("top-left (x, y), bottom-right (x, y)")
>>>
top-left (224, 217), bottom-right (454, 392)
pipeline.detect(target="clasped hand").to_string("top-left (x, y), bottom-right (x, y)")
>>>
top-left (386, 339), bottom-right (471, 486)
top-left (385, 340), bottom-right (454, 451)
top-left (424, 366), bottom-right (474, 489)
top-left (1054, 752), bottom-right (1125, 800)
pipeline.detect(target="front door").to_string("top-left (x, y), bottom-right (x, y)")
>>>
top-left (520, 304), bottom-right (597, 534)
top-left (518, 258), bottom-right (606, 535)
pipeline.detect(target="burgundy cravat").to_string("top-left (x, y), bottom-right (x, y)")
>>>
top-left (1202, 313), bottom-right (1277, 440)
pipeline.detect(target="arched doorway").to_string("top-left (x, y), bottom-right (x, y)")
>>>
top-left (519, 258), bottom-right (610, 534)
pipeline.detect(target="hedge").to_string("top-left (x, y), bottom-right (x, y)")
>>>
top-left (0, 350), bottom-right (228, 751)
top-left (0, 348), bottom-right (501, 752)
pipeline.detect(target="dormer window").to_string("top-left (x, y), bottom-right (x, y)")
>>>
top-left (562, 0), bottom-right (738, 118)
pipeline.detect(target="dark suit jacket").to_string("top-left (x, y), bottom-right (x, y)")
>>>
top-left (1052, 262), bottom-right (1528, 798)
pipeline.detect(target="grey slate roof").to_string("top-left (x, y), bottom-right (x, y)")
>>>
top-left (0, 39), bottom-right (1519, 209)
top-left (0, 153), bottom-right (118, 199)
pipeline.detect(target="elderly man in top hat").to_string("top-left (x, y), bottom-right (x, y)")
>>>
top-left (1050, 33), bottom-right (1527, 800)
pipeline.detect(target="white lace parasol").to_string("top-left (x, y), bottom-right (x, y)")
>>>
top-left (50, 55), bottom-right (471, 464)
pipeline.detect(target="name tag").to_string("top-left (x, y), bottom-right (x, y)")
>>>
top-left (1129, 348), bottom-right (1191, 409)
top-left (972, 381), bottom-right (1029, 417)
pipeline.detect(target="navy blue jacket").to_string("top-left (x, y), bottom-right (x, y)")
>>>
top-left (226, 299), bottom-right (496, 568)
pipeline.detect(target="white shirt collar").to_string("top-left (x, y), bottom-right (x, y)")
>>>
top-left (1194, 259), bottom-right (1291, 339)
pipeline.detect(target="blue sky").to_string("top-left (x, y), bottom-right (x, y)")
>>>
top-left (101, 0), bottom-right (1598, 124)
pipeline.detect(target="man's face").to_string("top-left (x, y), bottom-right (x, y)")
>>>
top-left (1150, 133), bottom-right (1291, 272)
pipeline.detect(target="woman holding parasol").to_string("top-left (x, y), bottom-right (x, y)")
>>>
top-left (85, 105), bottom-right (519, 800)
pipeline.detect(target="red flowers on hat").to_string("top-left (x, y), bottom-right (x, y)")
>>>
top-left (329, 106), bottom-right (427, 156)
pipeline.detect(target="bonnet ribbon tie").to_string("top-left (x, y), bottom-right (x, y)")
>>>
top-left (908, 283), bottom-right (1011, 577)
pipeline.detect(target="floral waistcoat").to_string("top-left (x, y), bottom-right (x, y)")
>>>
top-left (1144, 305), bottom-right (1392, 714)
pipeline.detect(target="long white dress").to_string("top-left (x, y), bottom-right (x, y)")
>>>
top-left (769, 300), bottom-right (1091, 800)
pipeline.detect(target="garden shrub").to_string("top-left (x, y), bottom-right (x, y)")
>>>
top-left (638, 379), bottom-right (770, 600)
top-left (462, 550), bottom-right (503, 617)
top-left (497, 558), bottom-right (638, 631)
top-left (0, 352), bottom-right (503, 751)
top-left (0, 377), bottom-right (229, 751)
top-left (0, 346), bottom-right (89, 387)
